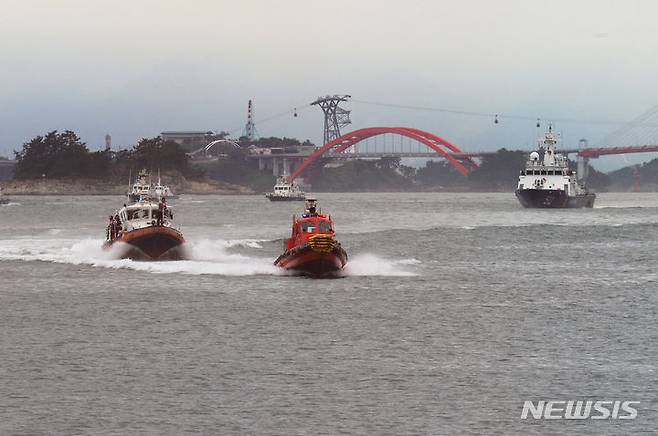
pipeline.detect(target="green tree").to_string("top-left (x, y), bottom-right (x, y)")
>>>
top-left (311, 159), bottom-right (413, 191)
top-left (248, 136), bottom-right (310, 148)
top-left (129, 137), bottom-right (190, 174)
top-left (14, 130), bottom-right (110, 179)
top-left (416, 160), bottom-right (463, 187)
top-left (467, 149), bottom-right (527, 190)
top-left (375, 157), bottom-right (401, 170)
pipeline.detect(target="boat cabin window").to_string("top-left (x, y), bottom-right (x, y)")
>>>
top-left (126, 209), bottom-right (152, 220)
top-left (299, 220), bottom-right (332, 233)
top-left (300, 222), bottom-right (315, 233)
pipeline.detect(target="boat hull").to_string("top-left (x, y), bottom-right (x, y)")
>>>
top-left (274, 245), bottom-right (348, 277)
top-left (515, 189), bottom-right (595, 208)
top-left (104, 226), bottom-right (186, 260)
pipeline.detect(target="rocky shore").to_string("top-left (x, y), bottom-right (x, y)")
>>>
top-left (0, 177), bottom-right (254, 195)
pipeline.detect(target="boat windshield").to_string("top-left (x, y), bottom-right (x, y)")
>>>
top-left (300, 220), bottom-right (332, 233)
top-left (300, 222), bottom-right (315, 233)
top-left (126, 208), bottom-right (154, 220)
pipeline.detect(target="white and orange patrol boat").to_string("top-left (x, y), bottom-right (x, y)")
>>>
top-left (274, 198), bottom-right (348, 277)
top-left (103, 198), bottom-right (186, 260)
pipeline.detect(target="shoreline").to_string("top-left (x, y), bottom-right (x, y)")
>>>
top-left (0, 178), bottom-right (255, 196)
top-left (0, 178), bottom-right (646, 196)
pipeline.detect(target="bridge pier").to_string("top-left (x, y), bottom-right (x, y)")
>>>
top-left (258, 157), bottom-right (265, 171)
top-left (272, 158), bottom-right (280, 176)
top-left (577, 155), bottom-right (590, 181)
top-left (282, 158), bottom-right (291, 176)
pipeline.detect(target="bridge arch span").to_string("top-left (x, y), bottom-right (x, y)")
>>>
top-left (288, 127), bottom-right (477, 183)
top-left (187, 139), bottom-right (241, 157)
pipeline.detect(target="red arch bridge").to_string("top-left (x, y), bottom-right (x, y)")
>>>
top-left (243, 127), bottom-right (658, 183)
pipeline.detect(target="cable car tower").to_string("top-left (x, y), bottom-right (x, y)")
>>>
top-left (311, 95), bottom-right (351, 145)
top-left (243, 99), bottom-right (259, 141)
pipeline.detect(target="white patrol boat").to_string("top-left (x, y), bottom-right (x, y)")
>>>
top-left (153, 170), bottom-right (178, 200)
top-left (265, 176), bottom-right (306, 201)
top-left (128, 169), bottom-right (177, 202)
top-left (103, 197), bottom-right (186, 260)
top-left (127, 169), bottom-right (152, 202)
top-left (515, 125), bottom-right (595, 208)
top-left (153, 182), bottom-right (176, 200)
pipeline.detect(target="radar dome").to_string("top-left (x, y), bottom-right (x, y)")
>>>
top-left (529, 151), bottom-right (540, 161)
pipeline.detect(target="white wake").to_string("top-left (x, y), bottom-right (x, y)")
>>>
top-left (0, 239), bottom-right (419, 277)
top-left (344, 254), bottom-right (418, 276)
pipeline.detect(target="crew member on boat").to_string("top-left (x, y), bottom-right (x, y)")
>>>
top-left (158, 197), bottom-right (168, 226)
top-left (302, 199), bottom-right (318, 217)
top-left (106, 216), bottom-right (113, 240)
top-left (114, 214), bottom-right (122, 237)
top-left (107, 215), bottom-right (116, 240)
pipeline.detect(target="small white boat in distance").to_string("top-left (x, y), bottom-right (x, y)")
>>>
top-left (127, 169), bottom-right (177, 202)
top-left (265, 176), bottom-right (306, 201)
top-left (128, 169), bottom-right (151, 202)
top-left (153, 171), bottom-right (178, 200)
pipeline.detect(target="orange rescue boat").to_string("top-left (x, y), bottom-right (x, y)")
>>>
top-left (274, 198), bottom-right (348, 277)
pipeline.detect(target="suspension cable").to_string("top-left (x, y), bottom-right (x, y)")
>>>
top-left (350, 99), bottom-right (658, 128)
top-left (225, 103), bottom-right (313, 136)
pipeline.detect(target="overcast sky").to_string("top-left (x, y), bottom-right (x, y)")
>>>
top-left (2, 0), bottom-right (658, 169)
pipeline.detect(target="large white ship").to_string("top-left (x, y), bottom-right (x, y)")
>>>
top-left (515, 125), bottom-right (595, 208)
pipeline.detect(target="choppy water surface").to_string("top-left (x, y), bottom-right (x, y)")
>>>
top-left (1, 193), bottom-right (657, 435)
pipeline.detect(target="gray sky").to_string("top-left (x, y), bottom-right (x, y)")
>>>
top-left (2, 0), bottom-right (658, 169)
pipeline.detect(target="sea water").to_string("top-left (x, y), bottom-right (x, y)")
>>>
top-left (1, 193), bottom-right (657, 434)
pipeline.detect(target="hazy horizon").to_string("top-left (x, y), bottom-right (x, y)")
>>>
top-left (2, 0), bottom-right (658, 170)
